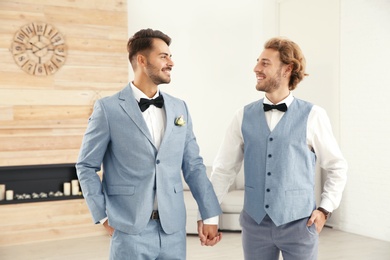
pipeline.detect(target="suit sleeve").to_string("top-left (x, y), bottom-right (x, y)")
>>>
top-left (75, 100), bottom-right (110, 224)
top-left (180, 102), bottom-right (222, 220)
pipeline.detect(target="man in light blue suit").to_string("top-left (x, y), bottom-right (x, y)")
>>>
top-left (76, 29), bottom-right (222, 259)
top-left (207, 37), bottom-right (347, 259)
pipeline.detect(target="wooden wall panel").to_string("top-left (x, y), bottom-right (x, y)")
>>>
top-left (0, 199), bottom-right (106, 246)
top-left (0, 0), bottom-right (128, 166)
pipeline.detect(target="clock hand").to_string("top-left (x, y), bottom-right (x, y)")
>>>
top-left (32, 43), bottom-right (53, 54)
top-left (30, 42), bottom-right (42, 50)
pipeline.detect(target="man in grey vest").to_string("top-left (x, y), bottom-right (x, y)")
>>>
top-left (201, 37), bottom-right (348, 259)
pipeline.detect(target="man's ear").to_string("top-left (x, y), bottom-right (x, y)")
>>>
top-left (136, 54), bottom-right (146, 67)
top-left (283, 63), bottom-right (293, 77)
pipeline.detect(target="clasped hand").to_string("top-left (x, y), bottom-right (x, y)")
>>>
top-left (197, 220), bottom-right (223, 246)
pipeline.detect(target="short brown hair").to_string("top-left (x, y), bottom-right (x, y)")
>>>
top-left (127, 29), bottom-right (171, 66)
top-left (264, 37), bottom-right (308, 90)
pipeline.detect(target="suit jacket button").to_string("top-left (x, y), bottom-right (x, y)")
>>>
top-left (156, 160), bottom-right (160, 164)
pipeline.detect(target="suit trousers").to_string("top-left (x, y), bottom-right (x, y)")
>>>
top-left (240, 211), bottom-right (318, 260)
top-left (109, 219), bottom-right (186, 260)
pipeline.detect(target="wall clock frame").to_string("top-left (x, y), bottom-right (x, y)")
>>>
top-left (11, 22), bottom-right (67, 76)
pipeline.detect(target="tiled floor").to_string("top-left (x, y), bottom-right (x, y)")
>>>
top-left (0, 228), bottom-right (389, 259)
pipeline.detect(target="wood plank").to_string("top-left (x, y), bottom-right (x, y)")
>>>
top-left (60, 24), bottom-right (129, 41)
top-left (0, 106), bottom-right (13, 121)
top-left (0, 89), bottom-right (117, 105)
top-left (65, 37), bottom-right (127, 53)
top-left (0, 199), bottom-right (106, 246)
top-left (0, 71), bottom-right (55, 88)
top-left (0, 49), bottom-right (19, 72)
top-left (43, 6), bottom-right (127, 27)
top-left (0, 71), bottom-right (127, 90)
top-left (0, 0), bottom-right (126, 12)
top-left (56, 66), bottom-right (127, 83)
top-left (0, 224), bottom-right (106, 246)
top-left (0, 135), bottom-right (84, 151)
top-left (0, 200), bottom-right (91, 226)
top-left (12, 105), bottom-right (93, 120)
top-left (54, 81), bottom-right (127, 91)
top-left (0, 128), bottom-right (87, 136)
top-left (0, 2), bottom-right (45, 13)
top-left (0, 149), bottom-right (80, 167)
top-left (0, 119), bottom-right (88, 129)
top-left (64, 51), bottom-right (128, 67)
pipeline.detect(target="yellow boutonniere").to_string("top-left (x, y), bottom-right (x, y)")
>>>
top-left (174, 115), bottom-right (186, 126)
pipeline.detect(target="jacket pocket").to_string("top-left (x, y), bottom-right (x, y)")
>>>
top-left (106, 185), bottom-right (135, 196)
top-left (174, 182), bottom-right (184, 193)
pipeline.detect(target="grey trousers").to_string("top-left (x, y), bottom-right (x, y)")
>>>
top-left (240, 211), bottom-right (318, 260)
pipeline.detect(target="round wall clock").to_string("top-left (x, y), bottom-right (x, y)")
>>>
top-left (11, 22), bottom-right (67, 76)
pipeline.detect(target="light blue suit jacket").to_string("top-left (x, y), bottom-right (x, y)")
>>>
top-left (76, 85), bottom-right (221, 235)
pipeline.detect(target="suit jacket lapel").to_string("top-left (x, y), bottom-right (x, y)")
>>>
top-left (160, 92), bottom-right (175, 148)
top-left (118, 85), bottom-right (155, 147)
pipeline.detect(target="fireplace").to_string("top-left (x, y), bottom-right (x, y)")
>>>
top-left (0, 163), bottom-right (83, 204)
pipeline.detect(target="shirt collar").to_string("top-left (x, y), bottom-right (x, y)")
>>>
top-left (130, 82), bottom-right (160, 102)
top-left (263, 92), bottom-right (294, 107)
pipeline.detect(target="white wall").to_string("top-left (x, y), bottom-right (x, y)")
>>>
top-left (127, 0), bottom-right (275, 165)
top-left (339, 0), bottom-right (390, 242)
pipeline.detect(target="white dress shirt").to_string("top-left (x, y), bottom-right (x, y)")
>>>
top-left (131, 83), bottom-right (166, 211)
top-left (203, 93), bottom-right (348, 225)
top-left (130, 83), bottom-right (166, 150)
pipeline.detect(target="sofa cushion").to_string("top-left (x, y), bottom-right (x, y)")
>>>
top-left (220, 190), bottom-right (244, 213)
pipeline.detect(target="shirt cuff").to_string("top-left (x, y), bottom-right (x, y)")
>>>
top-left (203, 216), bottom-right (219, 225)
top-left (197, 211), bottom-right (219, 225)
top-left (319, 199), bottom-right (334, 212)
top-left (99, 217), bottom-right (108, 224)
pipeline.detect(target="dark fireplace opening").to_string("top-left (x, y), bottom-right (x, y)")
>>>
top-left (0, 163), bottom-right (83, 204)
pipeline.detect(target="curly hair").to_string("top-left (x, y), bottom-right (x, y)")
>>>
top-left (264, 37), bottom-right (308, 90)
top-left (127, 29), bottom-right (171, 67)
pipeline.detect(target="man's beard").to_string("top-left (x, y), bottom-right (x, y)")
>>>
top-left (146, 62), bottom-right (171, 85)
top-left (256, 67), bottom-right (282, 93)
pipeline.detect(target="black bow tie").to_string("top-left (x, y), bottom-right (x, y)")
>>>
top-left (138, 95), bottom-right (164, 112)
top-left (263, 103), bottom-right (288, 112)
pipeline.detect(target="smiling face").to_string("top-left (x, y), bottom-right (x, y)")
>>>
top-left (144, 38), bottom-right (174, 85)
top-left (253, 48), bottom-right (284, 94)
